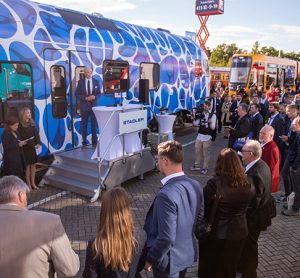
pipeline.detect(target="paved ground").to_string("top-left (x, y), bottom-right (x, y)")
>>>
top-left (28, 126), bottom-right (300, 278)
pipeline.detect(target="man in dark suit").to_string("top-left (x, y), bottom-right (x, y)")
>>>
top-left (75, 67), bottom-right (100, 146)
top-left (228, 103), bottom-right (251, 149)
top-left (282, 117), bottom-right (300, 216)
top-left (268, 102), bottom-right (285, 149)
top-left (249, 103), bottom-right (264, 140)
top-left (239, 140), bottom-right (272, 278)
top-left (229, 92), bottom-right (243, 127)
top-left (144, 141), bottom-right (204, 277)
top-left (210, 91), bottom-right (222, 133)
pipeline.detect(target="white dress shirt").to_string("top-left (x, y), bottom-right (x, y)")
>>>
top-left (161, 171), bottom-right (185, 186)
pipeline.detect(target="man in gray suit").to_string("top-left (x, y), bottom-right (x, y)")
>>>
top-left (0, 176), bottom-right (80, 278)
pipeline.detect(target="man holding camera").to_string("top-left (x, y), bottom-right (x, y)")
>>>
top-left (190, 100), bottom-right (217, 174)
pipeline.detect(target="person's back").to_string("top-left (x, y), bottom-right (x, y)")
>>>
top-left (148, 175), bottom-right (202, 272)
top-left (0, 176), bottom-right (79, 278)
top-left (205, 176), bottom-right (255, 240)
top-left (83, 187), bottom-right (146, 278)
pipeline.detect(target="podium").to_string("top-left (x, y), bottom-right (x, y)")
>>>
top-left (91, 104), bottom-right (145, 160)
top-left (156, 114), bottom-right (176, 141)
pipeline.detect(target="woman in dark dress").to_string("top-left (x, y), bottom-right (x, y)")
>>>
top-left (18, 107), bottom-right (41, 190)
top-left (1, 116), bottom-right (26, 180)
top-left (83, 187), bottom-right (146, 278)
top-left (198, 148), bottom-right (255, 278)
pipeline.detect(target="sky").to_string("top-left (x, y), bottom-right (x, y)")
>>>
top-left (35, 0), bottom-right (300, 53)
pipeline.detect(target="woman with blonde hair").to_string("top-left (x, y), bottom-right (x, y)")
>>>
top-left (83, 187), bottom-right (146, 278)
top-left (198, 148), bottom-right (255, 278)
top-left (18, 107), bottom-right (41, 189)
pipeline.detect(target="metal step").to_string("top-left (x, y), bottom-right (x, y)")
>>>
top-left (43, 174), bottom-right (98, 198)
top-left (49, 163), bottom-right (109, 184)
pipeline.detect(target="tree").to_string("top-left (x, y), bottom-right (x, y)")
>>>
top-left (251, 41), bottom-right (261, 54)
top-left (209, 43), bottom-right (246, 67)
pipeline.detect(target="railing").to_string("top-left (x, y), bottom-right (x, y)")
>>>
top-left (91, 105), bottom-right (147, 202)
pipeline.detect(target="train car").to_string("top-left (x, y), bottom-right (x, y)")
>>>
top-left (209, 66), bottom-right (230, 89)
top-left (0, 0), bottom-right (209, 157)
top-left (228, 54), bottom-right (300, 96)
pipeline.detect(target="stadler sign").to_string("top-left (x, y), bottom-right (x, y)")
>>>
top-left (195, 0), bottom-right (224, 16)
top-left (119, 110), bottom-right (147, 134)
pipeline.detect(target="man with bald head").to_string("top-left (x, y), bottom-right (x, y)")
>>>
top-left (75, 67), bottom-right (100, 146)
top-left (259, 125), bottom-right (280, 193)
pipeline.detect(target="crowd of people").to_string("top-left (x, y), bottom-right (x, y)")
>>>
top-left (0, 80), bottom-right (299, 277)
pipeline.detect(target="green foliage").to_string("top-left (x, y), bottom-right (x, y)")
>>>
top-left (209, 41), bottom-right (300, 66)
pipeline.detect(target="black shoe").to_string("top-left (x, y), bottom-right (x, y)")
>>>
top-left (283, 204), bottom-right (288, 210)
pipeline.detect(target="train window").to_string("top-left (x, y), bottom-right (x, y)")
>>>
top-left (285, 66), bottom-right (295, 86)
top-left (50, 66), bottom-right (67, 118)
top-left (140, 63), bottom-right (160, 91)
top-left (195, 60), bottom-right (203, 77)
top-left (75, 66), bottom-right (86, 116)
top-left (0, 62), bottom-right (33, 125)
top-left (266, 63), bottom-right (277, 89)
top-left (103, 60), bottom-right (129, 93)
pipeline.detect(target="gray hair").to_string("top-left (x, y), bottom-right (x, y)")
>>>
top-left (244, 140), bottom-right (262, 159)
top-left (238, 103), bottom-right (248, 112)
top-left (0, 176), bottom-right (29, 204)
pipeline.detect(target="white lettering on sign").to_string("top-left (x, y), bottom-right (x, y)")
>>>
top-left (119, 109), bottom-right (147, 134)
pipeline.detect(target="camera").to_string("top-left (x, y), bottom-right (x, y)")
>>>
top-left (194, 104), bottom-right (207, 125)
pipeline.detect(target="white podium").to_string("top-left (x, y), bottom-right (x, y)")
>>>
top-left (156, 114), bottom-right (176, 141)
top-left (91, 104), bottom-right (145, 160)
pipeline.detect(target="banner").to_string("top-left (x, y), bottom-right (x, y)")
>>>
top-left (185, 31), bottom-right (197, 42)
top-left (195, 0), bottom-right (224, 16)
top-left (119, 109), bottom-right (147, 134)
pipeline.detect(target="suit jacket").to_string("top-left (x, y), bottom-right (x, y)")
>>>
top-left (245, 159), bottom-right (272, 231)
top-left (144, 175), bottom-right (204, 275)
top-left (204, 176), bottom-right (255, 240)
top-left (268, 113), bottom-right (285, 150)
top-left (261, 141), bottom-right (280, 193)
top-left (229, 100), bottom-right (243, 126)
top-left (1, 130), bottom-right (25, 179)
top-left (0, 204), bottom-right (80, 278)
top-left (83, 229), bottom-right (146, 278)
top-left (75, 77), bottom-right (100, 111)
top-left (250, 113), bottom-right (264, 140)
top-left (228, 115), bottom-right (251, 148)
top-left (288, 133), bottom-right (300, 169)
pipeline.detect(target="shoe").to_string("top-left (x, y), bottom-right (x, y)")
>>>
top-left (190, 166), bottom-right (201, 171)
top-left (283, 204), bottom-right (288, 210)
top-left (224, 136), bottom-right (229, 139)
top-left (82, 141), bottom-right (88, 146)
top-left (201, 169), bottom-right (208, 175)
top-left (282, 209), bottom-right (299, 216)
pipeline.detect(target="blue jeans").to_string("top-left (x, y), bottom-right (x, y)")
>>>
top-left (290, 168), bottom-right (300, 211)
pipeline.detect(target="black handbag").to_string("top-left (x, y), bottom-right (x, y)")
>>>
top-left (195, 181), bottom-right (221, 241)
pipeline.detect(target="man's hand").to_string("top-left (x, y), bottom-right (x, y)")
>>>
top-left (144, 261), bottom-right (152, 272)
top-left (280, 135), bottom-right (288, 142)
top-left (85, 95), bottom-right (96, 102)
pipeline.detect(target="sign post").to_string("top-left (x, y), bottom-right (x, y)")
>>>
top-left (195, 0), bottom-right (224, 55)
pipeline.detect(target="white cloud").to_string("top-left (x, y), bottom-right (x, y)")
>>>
top-left (268, 24), bottom-right (300, 38)
top-left (35, 0), bottom-right (136, 13)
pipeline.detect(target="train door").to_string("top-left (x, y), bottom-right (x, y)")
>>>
top-left (43, 49), bottom-right (92, 153)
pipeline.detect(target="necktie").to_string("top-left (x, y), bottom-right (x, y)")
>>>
top-left (87, 80), bottom-right (91, 96)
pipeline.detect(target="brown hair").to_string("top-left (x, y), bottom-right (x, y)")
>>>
top-left (214, 148), bottom-right (249, 187)
top-left (269, 102), bottom-right (279, 110)
top-left (157, 140), bottom-right (183, 164)
top-left (18, 107), bottom-right (35, 127)
top-left (93, 187), bottom-right (136, 272)
top-left (4, 116), bottom-right (19, 132)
